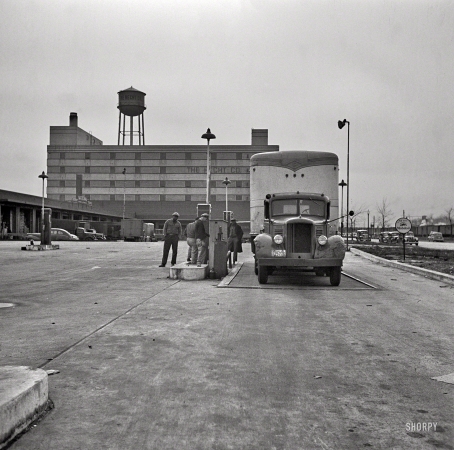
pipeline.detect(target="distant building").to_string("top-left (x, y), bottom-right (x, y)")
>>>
top-left (46, 112), bottom-right (278, 226)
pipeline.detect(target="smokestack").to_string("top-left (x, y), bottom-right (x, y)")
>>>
top-left (69, 112), bottom-right (78, 127)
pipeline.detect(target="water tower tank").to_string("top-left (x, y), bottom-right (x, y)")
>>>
top-left (117, 87), bottom-right (146, 117)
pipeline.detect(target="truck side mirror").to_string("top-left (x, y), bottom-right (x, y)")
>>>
top-left (349, 210), bottom-right (354, 217)
top-left (326, 201), bottom-right (330, 220)
top-left (264, 200), bottom-right (270, 219)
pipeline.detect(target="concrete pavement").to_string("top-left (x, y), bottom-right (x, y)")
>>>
top-left (1, 240), bottom-right (453, 449)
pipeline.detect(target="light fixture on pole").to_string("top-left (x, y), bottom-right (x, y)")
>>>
top-left (222, 177), bottom-right (231, 213)
top-left (338, 119), bottom-right (350, 250)
top-left (367, 209), bottom-right (370, 239)
top-left (201, 128), bottom-right (216, 204)
top-left (38, 171), bottom-right (48, 242)
top-left (338, 179), bottom-right (347, 237)
top-left (122, 168), bottom-right (126, 219)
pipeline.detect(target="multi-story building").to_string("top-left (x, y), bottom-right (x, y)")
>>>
top-left (47, 113), bottom-right (278, 227)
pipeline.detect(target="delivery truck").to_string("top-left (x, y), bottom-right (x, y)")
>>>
top-left (250, 151), bottom-right (346, 286)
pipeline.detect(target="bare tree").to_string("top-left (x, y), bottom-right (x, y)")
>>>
top-left (376, 198), bottom-right (393, 231)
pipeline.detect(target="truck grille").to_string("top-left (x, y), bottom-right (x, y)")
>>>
top-left (288, 223), bottom-right (312, 253)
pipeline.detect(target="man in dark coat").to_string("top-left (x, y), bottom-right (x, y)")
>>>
top-left (227, 219), bottom-right (243, 263)
top-left (159, 212), bottom-right (182, 267)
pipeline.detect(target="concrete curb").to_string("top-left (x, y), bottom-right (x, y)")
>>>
top-left (0, 366), bottom-right (49, 449)
top-left (350, 247), bottom-right (454, 286)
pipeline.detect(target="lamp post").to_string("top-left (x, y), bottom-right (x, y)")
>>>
top-left (222, 177), bottom-right (231, 213)
top-left (38, 171), bottom-right (48, 242)
top-left (367, 209), bottom-right (370, 239)
top-left (338, 119), bottom-right (350, 250)
top-left (122, 168), bottom-right (126, 219)
top-left (338, 179), bottom-right (347, 237)
top-left (201, 128), bottom-right (216, 204)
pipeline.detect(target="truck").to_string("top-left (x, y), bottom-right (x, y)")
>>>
top-left (250, 150), bottom-right (346, 286)
top-left (121, 219), bottom-right (144, 241)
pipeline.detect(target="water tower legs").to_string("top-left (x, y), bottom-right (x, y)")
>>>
top-left (117, 111), bottom-right (145, 145)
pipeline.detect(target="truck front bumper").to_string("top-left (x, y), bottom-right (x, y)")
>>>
top-left (258, 258), bottom-right (343, 267)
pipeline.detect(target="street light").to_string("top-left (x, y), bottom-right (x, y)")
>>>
top-left (367, 209), bottom-right (370, 239)
top-left (122, 168), bottom-right (126, 219)
top-left (38, 171), bottom-right (48, 242)
top-left (222, 177), bottom-right (231, 213)
top-left (201, 128), bottom-right (216, 204)
top-left (338, 179), bottom-right (347, 237)
top-left (338, 119), bottom-right (350, 250)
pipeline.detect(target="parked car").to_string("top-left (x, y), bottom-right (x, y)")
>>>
top-left (356, 230), bottom-right (370, 242)
top-left (389, 231), bottom-right (401, 243)
top-left (27, 228), bottom-right (79, 241)
top-left (404, 231), bottom-right (419, 245)
top-left (428, 231), bottom-right (444, 242)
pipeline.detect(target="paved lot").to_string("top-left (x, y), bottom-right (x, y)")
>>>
top-left (1, 241), bottom-right (453, 449)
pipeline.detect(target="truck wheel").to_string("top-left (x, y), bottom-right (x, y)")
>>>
top-left (258, 265), bottom-right (268, 284)
top-left (329, 267), bottom-right (341, 286)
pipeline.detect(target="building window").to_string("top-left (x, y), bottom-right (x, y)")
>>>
top-left (60, 180), bottom-right (65, 187)
top-left (85, 153), bottom-right (90, 159)
top-left (85, 166), bottom-right (90, 174)
top-left (135, 152), bottom-right (141, 160)
top-left (60, 167), bottom-right (65, 173)
top-left (160, 167), bottom-right (166, 174)
top-left (110, 195), bottom-right (115, 201)
top-left (110, 167), bottom-right (115, 174)
top-left (60, 152), bottom-right (65, 159)
top-left (84, 181), bottom-right (90, 187)
top-left (185, 195), bottom-right (191, 202)
top-left (110, 152), bottom-right (116, 160)
top-left (110, 181), bottom-right (115, 187)
top-left (185, 181), bottom-right (191, 188)
top-left (135, 166), bottom-right (141, 174)
top-left (135, 181), bottom-right (140, 188)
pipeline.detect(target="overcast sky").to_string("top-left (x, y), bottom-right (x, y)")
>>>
top-left (1, 0), bottom-right (453, 224)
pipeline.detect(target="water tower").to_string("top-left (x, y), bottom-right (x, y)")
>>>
top-left (117, 87), bottom-right (146, 145)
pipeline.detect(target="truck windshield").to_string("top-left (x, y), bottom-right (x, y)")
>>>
top-left (271, 199), bottom-right (325, 217)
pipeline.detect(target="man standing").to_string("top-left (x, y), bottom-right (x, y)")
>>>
top-left (195, 213), bottom-right (210, 267)
top-left (159, 212), bottom-right (182, 267)
top-left (184, 217), bottom-right (198, 264)
top-left (228, 218), bottom-right (244, 263)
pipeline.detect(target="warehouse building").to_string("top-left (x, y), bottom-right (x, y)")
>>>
top-left (46, 91), bottom-right (279, 227)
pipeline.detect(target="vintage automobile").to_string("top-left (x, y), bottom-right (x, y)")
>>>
top-left (428, 231), bottom-right (444, 242)
top-left (356, 230), bottom-right (370, 242)
top-left (27, 228), bottom-right (79, 241)
top-left (404, 231), bottom-right (419, 245)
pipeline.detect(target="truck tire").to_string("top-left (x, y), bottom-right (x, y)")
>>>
top-left (258, 265), bottom-right (268, 284)
top-left (329, 267), bottom-right (341, 286)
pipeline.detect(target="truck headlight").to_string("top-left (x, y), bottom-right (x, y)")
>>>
top-left (317, 235), bottom-right (328, 246)
top-left (273, 234), bottom-right (283, 245)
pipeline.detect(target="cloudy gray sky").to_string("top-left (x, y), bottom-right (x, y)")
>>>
top-left (1, 0), bottom-right (453, 225)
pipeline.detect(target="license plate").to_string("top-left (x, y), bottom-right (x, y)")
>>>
top-left (272, 249), bottom-right (286, 257)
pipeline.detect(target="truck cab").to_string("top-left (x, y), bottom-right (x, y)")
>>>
top-left (253, 192), bottom-right (346, 285)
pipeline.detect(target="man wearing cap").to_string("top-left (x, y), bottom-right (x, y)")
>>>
top-left (159, 212), bottom-right (183, 267)
top-left (195, 213), bottom-right (210, 267)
